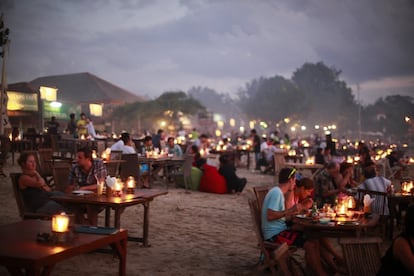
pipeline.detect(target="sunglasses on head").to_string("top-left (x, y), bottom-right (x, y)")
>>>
top-left (288, 168), bottom-right (297, 179)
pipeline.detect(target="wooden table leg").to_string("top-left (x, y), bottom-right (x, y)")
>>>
top-left (110, 236), bottom-right (128, 276)
top-left (143, 201), bottom-right (150, 247)
top-left (105, 207), bottom-right (111, 227)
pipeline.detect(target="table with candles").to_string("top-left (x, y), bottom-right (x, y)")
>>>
top-left (293, 195), bottom-right (379, 238)
top-left (0, 219), bottom-right (128, 275)
top-left (388, 180), bottom-right (414, 239)
top-left (52, 184), bottom-right (167, 247)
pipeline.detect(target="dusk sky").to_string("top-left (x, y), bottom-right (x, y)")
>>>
top-left (1, 0), bottom-right (414, 105)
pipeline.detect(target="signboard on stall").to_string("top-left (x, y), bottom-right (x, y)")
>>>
top-left (7, 91), bottom-right (38, 111)
top-left (43, 101), bottom-right (81, 120)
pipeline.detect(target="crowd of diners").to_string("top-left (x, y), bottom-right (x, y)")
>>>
top-left (15, 124), bottom-right (414, 274)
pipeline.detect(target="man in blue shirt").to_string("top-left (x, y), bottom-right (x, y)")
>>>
top-left (262, 167), bottom-right (333, 276)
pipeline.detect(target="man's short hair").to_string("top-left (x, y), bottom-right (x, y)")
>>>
top-left (121, 132), bottom-right (130, 143)
top-left (279, 167), bottom-right (296, 183)
top-left (77, 147), bottom-right (93, 161)
top-left (144, 135), bottom-right (152, 142)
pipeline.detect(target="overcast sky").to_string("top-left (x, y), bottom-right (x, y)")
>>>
top-left (1, 0), bottom-right (414, 105)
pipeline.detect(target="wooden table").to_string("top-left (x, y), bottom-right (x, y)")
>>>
top-left (52, 189), bottom-right (168, 247)
top-left (293, 212), bottom-right (380, 238)
top-left (137, 156), bottom-right (184, 186)
top-left (0, 220), bottom-right (128, 276)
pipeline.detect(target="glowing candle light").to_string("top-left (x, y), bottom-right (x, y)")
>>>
top-left (52, 213), bottom-right (69, 233)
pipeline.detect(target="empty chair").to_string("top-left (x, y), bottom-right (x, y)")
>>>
top-left (106, 150), bottom-right (123, 177)
top-left (339, 236), bottom-right (382, 276)
top-left (119, 154), bottom-right (140, 183)
top-left (51, 161), bottom-right (72, 192)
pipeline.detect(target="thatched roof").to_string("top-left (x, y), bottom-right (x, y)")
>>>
top-left (29, 72), bottom-right (145, 104)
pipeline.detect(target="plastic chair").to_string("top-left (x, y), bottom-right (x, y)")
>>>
top-left (339, 236), bottom-right (382, 276)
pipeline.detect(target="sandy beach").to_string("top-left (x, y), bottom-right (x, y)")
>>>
top-left (0, 159), bottom-right (282, 276)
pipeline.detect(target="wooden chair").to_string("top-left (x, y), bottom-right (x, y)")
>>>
top-left (248, 197), bottom-right (292, 276)
top-left (356, 189), bottom-right (390, 239)
top-left (51, 161), bottom-right (72, 192)
top-left (253, 185), bottom-right (270, 213)
top-left (10, 173), bottom-right (51, 220)
top-left (119, 154), bottom-right (140, 183)
top-left (339, 236), bottom-right (382, 276)
top-left (106, 150), bottom-right (123, 177)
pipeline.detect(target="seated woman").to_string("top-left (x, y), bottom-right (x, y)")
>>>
top-left (378, 204), bottom-right (414, 275)
top-left (189, 145), bottom-right (206, 169)
top-left (218, 153), bottom-right (246, 193)
top-left (284, 177), bottom-right (346, 275)
top-left (18, 152), bottom-right (67, 215)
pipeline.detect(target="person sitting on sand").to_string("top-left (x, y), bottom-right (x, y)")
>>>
top-left (218, 153), bottom-right (246, 193)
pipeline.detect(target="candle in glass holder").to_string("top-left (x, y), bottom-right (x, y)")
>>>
top-left (52, 213), bottom-right (70, 233)
top-left (336, 202), bottom-right (348, 215)
top-left (126, 176), bottom-right (136, 194)
top-left (112, 181), bottom-right (122, 197)
top-left (346, 196), bottom-right (356, 209)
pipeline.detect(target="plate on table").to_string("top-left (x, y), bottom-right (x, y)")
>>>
top-left (337, 221), bottom-right (360, 226)
top-left (295, 214), bottom-right (309, 219)
top-left (72, 190), bottom-right (94, 195)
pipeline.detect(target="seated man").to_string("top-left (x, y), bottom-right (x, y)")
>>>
top-left (262, 168), bottom-right (337, 276)
top-left (110, 132), bottom-right (136, 154)
top-left (166, 137), bottom-right (183, 157)
top-left (314, 161), bottom-right (348, 207)
top-left (66, 147), bottom-right (107, 225)
top-left (358, 164), bottom-right (391, 215)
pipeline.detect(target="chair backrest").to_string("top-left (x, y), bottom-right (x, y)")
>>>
top-left (106, 161), bottom-right (121, 177)
top-left (253, 185), bottom-right (270, 214)
top-left (10, 173), bottom-right (50, 219)
top-left (248, 197), bottom-right (265, 244)
top-left (119, 154), bottom-right (140, 182)
top-left (38, 148), bottom-right (54, 176)
top-left (339, 237), bottom-right (382, 276)
top-left (273, 151), bottom-right (287, 180)
top-left (356, 189), bottom-right (388, 215)
top-left (52, 162), bottom-right (72, 192)
top-left (110, 150), bottom-right (123, 160)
